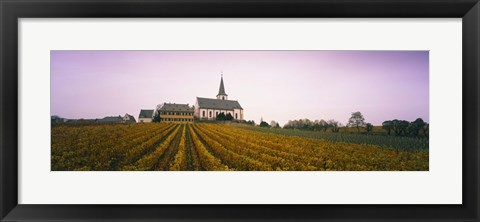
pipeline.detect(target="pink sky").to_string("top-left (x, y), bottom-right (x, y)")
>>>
top-left (51, 51), bottom-right (429, 126)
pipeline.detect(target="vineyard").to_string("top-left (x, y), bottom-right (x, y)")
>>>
top-left (51, 123), bottom-right (429, 171)
top-left (235, 124), bottom-right (429, 151)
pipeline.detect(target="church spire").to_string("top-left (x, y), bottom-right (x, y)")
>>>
top-left (217, 73), bottom-right (228, 100)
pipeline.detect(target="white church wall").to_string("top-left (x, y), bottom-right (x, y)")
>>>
top-left (194, 102), bottom-right (200, 118)
top-left (233, 109), bottom-right (242, 120)
top-left (197, 108), bottom-right (243, 120)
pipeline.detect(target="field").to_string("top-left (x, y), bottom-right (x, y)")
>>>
top-left (236, 125), bottom-right (428, 151)
top-left (51, 123), bottom-right (429, 171)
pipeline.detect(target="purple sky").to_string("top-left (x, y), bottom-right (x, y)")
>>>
top-left (51, 51), bottom-right (429, 126)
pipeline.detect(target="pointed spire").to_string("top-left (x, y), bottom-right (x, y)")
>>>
top-left (217, 74), bottom-right (227, 96)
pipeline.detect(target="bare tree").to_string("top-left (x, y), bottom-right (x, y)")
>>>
top-left (153, 103), bottom-right (164, 122)
top-left (270, 120), bottom-right (280, 128)
top-left (327, 119), bottom-right (342, 133)
top-left (347, 111), bottom-right (366, 132)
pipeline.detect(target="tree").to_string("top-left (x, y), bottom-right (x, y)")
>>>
top-left (225, 113), bottom-right (233, 121)
top-left (410, 118), bottom-right (426, 136)
top-left (303, 119), bottom-right (313, 130)
top-left (392, 119), bottom-right (409, 136)
top-left (270, 120), bottom-right (281, 128)
top-left (391, 119), bottom-right (401, 135)
top-left (423, 123), bottom-right (429, 136)
top-left (365, 123), bottom-right (373, 133)
top-left (152, 104), bottom-right (163, 123)
top-left (283, 120), bottom-right (296, 129)
top-left (327, 119), bottom-right (341, 133)
top-left (259, 121), bottom-right (270, 127)
top-left (216, 112), bottom-right (226, 121)
top-left (312, 120), bottom-right (320, 131)
top-left (382, 120), bottom-right (393, 135)
top-left (153, 111), bottom-right (161, 122)
top-left (270, 121), bottom-right (281, 128)
top-left (347, 111), bottom-right (366, 132)
top-left (398, 120), bottom-right (410, 135)
top-left (283, 119), bottom-right (329, 132)
top-left (319, 119), bottom-right (329, 132)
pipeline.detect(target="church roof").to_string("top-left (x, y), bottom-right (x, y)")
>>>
top-left (160, 103), bottom-right (194, 112)
top-left (196, 97), bottom-right (243, 110)
top-left (217, 76), bottom-right (227, 96)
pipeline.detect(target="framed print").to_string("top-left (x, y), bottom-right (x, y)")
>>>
top-left (1, 0), bottom-right (479, 221)
top-left (48, 50), bottom-right (430, 172)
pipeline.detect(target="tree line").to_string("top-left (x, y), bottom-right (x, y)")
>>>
top-left (271, 111), bottom-right (428, 137)
top-left (382, 118), bottom-right (428, 136)
top-left (282, 119), bottom-right (342, 132)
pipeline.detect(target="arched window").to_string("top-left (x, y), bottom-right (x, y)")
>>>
top-left (202, 111), bottom-right (205, 117)
top-left (209, 111), bottom-right (212, 118)
top-left (235, 113), bottom-right (238, 119)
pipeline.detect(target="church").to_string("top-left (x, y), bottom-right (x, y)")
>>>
top-left (195, 75), bottom-right (244, 121)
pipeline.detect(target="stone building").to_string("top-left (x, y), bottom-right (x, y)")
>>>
top-left (158, 103), bottom-right (194, 122)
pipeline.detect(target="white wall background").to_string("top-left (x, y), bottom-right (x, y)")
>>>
top-left (19, 18), bottom-right (462, 204)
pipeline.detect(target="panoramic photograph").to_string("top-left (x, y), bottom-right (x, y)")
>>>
top-left (51, 50), bottom-right (429, 171)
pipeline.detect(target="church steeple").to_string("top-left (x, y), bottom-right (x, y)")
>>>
top-left (216, 73), bottom-right (228, 100)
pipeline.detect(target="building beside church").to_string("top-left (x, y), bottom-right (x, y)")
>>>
top-left (195, 75), bottom-right (244, 120)
top-left (123, 113), bottom-right (136, 123)
top-left (138, 109), bottom-right (154, 123)
top-left (158, 103), bottom-right (194, 122)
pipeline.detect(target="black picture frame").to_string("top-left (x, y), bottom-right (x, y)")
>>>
top-left (1, 0), bottom-right (479, 221)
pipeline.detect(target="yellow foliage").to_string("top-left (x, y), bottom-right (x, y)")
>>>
top-left (51, 122), bottom-right (428, 171)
